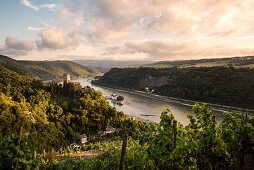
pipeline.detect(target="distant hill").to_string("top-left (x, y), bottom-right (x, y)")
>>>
top-left (73, 60), bottom-right (154, 73)
top-left (0, 55), bottom-right (100, 81)
top-left (146, 55), bottom-right (254, 68)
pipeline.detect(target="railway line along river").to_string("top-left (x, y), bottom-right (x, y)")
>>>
top-left (76, 77), bottom-right (254, 125)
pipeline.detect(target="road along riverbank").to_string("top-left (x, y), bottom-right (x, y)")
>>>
top-left (92, 81), bottom-right (254, 117)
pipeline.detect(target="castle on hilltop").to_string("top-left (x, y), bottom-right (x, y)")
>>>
top-left (63, 73), bottom-right (80, 86)
top-left (65, 73), bottom-right (71, 83)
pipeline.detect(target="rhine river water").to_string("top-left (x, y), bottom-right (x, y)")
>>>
top-left (75, 78), bottom-right (237, 125)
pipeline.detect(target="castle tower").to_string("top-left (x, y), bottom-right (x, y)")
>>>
top-left (66, 74), bottom-right (71, 83)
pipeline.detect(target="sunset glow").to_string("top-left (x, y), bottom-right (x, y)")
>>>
top-left (1, 0), bottom-right (254, 61)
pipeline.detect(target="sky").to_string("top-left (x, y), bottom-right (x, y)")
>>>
top-left (1, 0), bottom-right (254, 61)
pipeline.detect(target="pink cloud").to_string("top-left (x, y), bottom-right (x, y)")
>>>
top-left (6, 37), bottom-right (33, 51)
top-left (36, 26), bottom-right (81, 50)
top-left (105, 39), bottom-right (254, 60)
top-left (0, 37), bottom-right (34, 56)
top-left (16, 0), bottom-right (254, 60)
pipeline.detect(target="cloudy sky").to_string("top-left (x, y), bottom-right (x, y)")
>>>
top-left (1, 0), bottom-right (254, 61)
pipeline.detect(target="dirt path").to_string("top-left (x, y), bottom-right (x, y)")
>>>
top-left (57, 151), bottom-right (101, 162)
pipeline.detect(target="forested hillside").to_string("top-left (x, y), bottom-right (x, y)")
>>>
top-left (0, 65), bottom-right (142, 151)
top-left (0, 55), bottom-right (100, 80)
top-left (0, 65), bottom-right (253, 169)
top-left (94, 67), bottom-right (254, 109)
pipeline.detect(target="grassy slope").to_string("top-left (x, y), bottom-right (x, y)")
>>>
top-left (147, 55), bottom-right (254, 68)
top-left (0, 55), bottom-right (100, 80)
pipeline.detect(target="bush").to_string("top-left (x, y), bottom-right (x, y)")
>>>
top-left (0, 132), bottom-right (50, 169)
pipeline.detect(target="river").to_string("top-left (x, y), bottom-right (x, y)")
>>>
top-left (76, 78), bottom-right (248, 125)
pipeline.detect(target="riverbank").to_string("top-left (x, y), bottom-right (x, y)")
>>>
top-left (92, 81), bottom-right (254, 116)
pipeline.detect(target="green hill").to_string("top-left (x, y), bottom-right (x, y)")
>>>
top-left (0, 55), bottom-right (100, 81)
top-left (0, 63), bottom-right (141, 152)
top-left (147, 55), bottom-right (254, 68)
top-left (94, 67), bottom-right (254, 109)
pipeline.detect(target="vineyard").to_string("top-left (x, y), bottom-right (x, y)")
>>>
top-left (0, 65), bottom-right (253, 169)
top-left (1, 103), bottom-right (253, 169)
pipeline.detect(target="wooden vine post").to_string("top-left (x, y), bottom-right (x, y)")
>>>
top-left (212, 115), bottom-right (216, 129)
top-left (172, 120), bottom-right (177, 167)
top-left (17, 126), bottom-right (23, 151)
top-left (15, 126), bottom-right (23, 170)
top-left (211, 116), bottom-right (216, 170)
top-left (172, 120), bottom-right (177, 150)
top-left (242, 113), bottom-right (248, 168)
top-left (244, 113), bottom-right (248, 125)
top-left (119, 131), bottom-right (128, 170)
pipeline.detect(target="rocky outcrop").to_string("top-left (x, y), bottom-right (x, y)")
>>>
top-left (139, 74), bottom-right (169, 88)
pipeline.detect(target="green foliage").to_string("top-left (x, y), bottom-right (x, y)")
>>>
top-left (138, 103), bottom-right (254, 169)
top-left (1, 63), bottom-right (253, 169)
top-left (53, 104), bottom-right (254, 169)
top-left (55, 150), bottom-right (120, 169)
top-left (219, 111), bottom-right (254, 168)
top-left (0, 65), bottom-right (143, 153)
top-left (0, 132), bottom-right (50, 169)
top-left (54, 139), bottom-right (148, 170)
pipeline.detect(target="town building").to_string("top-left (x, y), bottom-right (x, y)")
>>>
top-left (105, 126), bottom-right (115, 134)
top-left (80, 134), bottom-right (88, 144)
